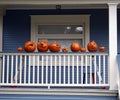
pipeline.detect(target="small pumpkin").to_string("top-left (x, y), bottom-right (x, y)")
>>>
top-left (87, 41), bottom-right (98, 52)
top-left (99, 45), bottom-right (106, 52)
top-left (24, 41), bottom-right (36, 52)
top-left (81, 47), bottom-right (86, 52)
top-left (17, 47), bottom-right (23, 52)
top-left (37, 40), bottom-right (49, 52)
top-left (62, 47), bottom-right (68, 52)
top-left (49, 42), bottom-right (61, 52)
top-left (70, 42), bottom-right (81, 52)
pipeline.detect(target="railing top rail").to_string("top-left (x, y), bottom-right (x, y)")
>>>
top-left (0, 52), bottom-right (109, 56)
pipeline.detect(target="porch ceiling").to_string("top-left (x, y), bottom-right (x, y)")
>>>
top-left (0, 0), bottom-right (119, 10)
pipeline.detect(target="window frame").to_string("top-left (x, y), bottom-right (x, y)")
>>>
top-left (31, 15), bottom-right (90, 50)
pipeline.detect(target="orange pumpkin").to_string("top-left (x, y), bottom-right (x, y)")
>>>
top-left (70, 42), bottom-right (81, 52)
top-left (24, 41), bottom-right (36, 52)
top-left (99, 45), bottom-right (106, 52)
top-left (49, 42), bottom-right (61, 52)
top-left (87, 41), bottom-right (98, 52)
top-left (37, 40), bottom-right (49, 52)
top-left (81, 48), bottom-right (86, 52)
top-left (62, 47), bottom-right (68, 52)
top-left (17, 47), bottom-right (23, 52)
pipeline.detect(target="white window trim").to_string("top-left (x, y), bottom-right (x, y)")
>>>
top-left (31, 15), bottom-right (90, 49)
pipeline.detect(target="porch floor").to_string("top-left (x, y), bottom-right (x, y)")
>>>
top-left (0, 87), bottom-right (117, 96)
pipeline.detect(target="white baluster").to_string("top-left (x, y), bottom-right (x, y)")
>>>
top-left (6, 55), bottom-right (9, 84)
top-left (55, 55), bottom-right (57, 84)
top-left (89, 55), bottom-right (92, 84)
top-left (2, 55), bottom-right (5, 84)
top-left (76, 56), bottom-right (79, 84)
top-left (81, 55), bottom-right (83, 84)
top-left (28, 55), bottom-right (31, 84)
top-left (41, 56), bottom-right (44, 84)
top-left (19, 55), bottom-right (23, 84)
top-left (103, 55), bottom-right (106, 84)
top-left (59, 55), bottom-right (61, 84)
top-left (11, 55), bottom-right (14, 84)
top-left (24, 55), bottom-right (26, 84)
top-left (68, 55), bottom-right (70, 84)
top-left (50, 56), bottom-right (52, 84)
top-left (32, 56), bottom-right (35, 84)
top-left (72, 55), bottom-right (74, 84)
top-left (37, 55), bottom-right (40, 84)
top-left (46, 55), bottom-right (48, 84)
top-left (64, 55), bottom-right (66, 84)
top-left (85, 55), bottom-right (88, 84)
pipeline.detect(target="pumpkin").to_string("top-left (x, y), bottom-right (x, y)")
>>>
top-left (24, 41), bottom-right (36, 52)
top-left (62, 47), bottom-right (68, 52)
top-left (37, 40), bottom-right (49, 52)
top-left (70, 42), bottom-right (81, 52)
top-left (81, 47), bottom-right (86, 52)
top-left (99, 45), bottom-right (106, 52)
top-left (49, 42), bottom-right (61, 52)
top-left (87, 41), bottom-right (98, 52)
top-left (17, 47), bottom-right (23, 52)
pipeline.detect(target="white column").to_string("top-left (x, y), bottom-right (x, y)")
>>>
top-left (0, 8), bottom-right (4, 83)
top-left (108, 3), bottom-right (118, 90)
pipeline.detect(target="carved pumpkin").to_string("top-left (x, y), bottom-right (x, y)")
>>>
top-left (62, 47), bottom-right (68, 52)
top-left (17, 47), bottom-right (23, 52)
top-left (24, 41), bottom-right (36, 52)
top-left (87, 41), bottom-right (98, 52)
top-left (37, 40), bottom-right (49, 52)
top-left (99, 45), bottom-right (106, 52)
top-left (81, 47), bottom-right (86, 52)
top-left (49, 42), bottom-right (61, 52)
top-left (70, 42), bottom-right (81, 52)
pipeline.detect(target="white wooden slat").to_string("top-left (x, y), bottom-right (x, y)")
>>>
top-left (41, 56), bottom-right (44, 84)
top-left (94, 56), bottom-right (97, 84)
top-left (76, 56), bottom-right (79, 84)
top-left (11, 55), bottom-right (14, 84)
top-left (37, 55), bottom-right (40, 84)
top-left (103, 55), bottom-right (106, 84)
top-left (32, 56), bottom-right (35, 84)
top-left (6, 55), bottom-right (9, 84)
top-left (63, 55), bottom-right (66, 84)
top-left (24, 55), bottom-right (26, 83)
top-left (85, 55), bottom-right (88, 84)
top-left (59, 55), bottom-right (61, 84)
top-left (72, 55), bottom-right (74, 84)
top-left (54, 55), bottom-right (57, 84)
top-left (89, 55), bottom-right (92, 84)
top-left (81, 55), bottom-right (83, 84)
top-left (50, 56), bottom-right (52, 84)
top-left (68, 55), bottom-right (70, 84)
top-left (46, 55), bottom-right (48, 84)
top-left (14, 55), bottom-right (18, 84)
top-left (19, 55), bottom-right (23, 84)
top-left (2, 55), bottom-right (5, 83)
top-left (28, 55), bottom-right (31, 84)
top-left (98, 55), bottom-right (101, 84)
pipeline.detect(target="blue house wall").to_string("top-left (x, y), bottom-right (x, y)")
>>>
top-left (3, 9), bottom-right (110, 52)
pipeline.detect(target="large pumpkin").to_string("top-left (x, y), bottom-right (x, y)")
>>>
top-left (49, 42), bottom-right (61, 52)
top-left (24, 41), bottom-right (36, 52)
top-left (70, 42), bottom-right (81, 52)
top-left (87, 41), bottom-right (98, 52)
top-left (37, 40), bottom-right (49, 52)
top-left (99, 45), bottom-right (106, 52)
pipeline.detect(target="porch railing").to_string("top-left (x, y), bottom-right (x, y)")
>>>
top-left (0, 52), bottom-right (109, 88)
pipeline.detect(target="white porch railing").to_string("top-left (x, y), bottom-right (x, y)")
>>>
top-left (0, 52), bottom-right (109, 88)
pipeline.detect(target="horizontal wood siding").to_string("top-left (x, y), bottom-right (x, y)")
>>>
top-left (0, 94), bottom-right (117, 100)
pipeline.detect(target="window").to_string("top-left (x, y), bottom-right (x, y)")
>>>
top-left (31, 15), bottom-right (90, 52)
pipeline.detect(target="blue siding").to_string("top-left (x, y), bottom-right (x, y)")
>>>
top-left (3, 9), bottom-right (109, 52)
top-left (0, 94), bottom-right (117, 100)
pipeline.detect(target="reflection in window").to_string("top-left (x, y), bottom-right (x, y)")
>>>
top-left (38, 25), bottom-right (83, 34)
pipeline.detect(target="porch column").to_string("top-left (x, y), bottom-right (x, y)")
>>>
top-left (108, 3), bottom-right (118, 90)
top-left (0, 8), bottom-right (4, 83)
